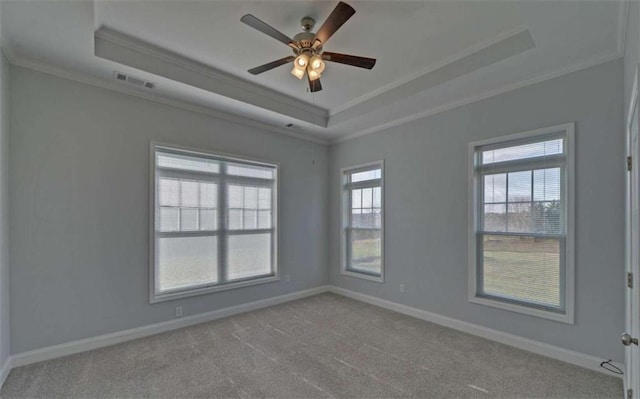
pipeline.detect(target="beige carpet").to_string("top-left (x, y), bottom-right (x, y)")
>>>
top-left (0, 293), bottom-right (623, 398)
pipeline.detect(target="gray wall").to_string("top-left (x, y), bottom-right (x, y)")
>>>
top-left (624, 0), bottom-right (639, 117)
top-left (0, 50), bottom-right (10, 366)
top-left (9, 66), bottom-right (328, 353)
top-left (329, 59), bottom-right (625, 362)
top-left (6, 53), bottom-right (628, 362)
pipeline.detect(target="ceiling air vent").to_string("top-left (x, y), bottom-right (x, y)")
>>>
top-left (113, 71), bottom-right (156, 89)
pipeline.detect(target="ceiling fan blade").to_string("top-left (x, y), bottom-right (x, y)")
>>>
top-left (241, 14), bottom-right (296, 47)
top-left (312, 2), bottom-right (355, 49)
top-left (321, 52), bottom-right (376, 69)
top-left (308, 75), bottom-right (323, 92)
top-left (248, 56), bottom-right (295, 75)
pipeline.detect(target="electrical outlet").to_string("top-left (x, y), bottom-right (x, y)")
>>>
top-left (399, 284), bottom-right (405, 293)
top-left (175, 306), bottom-right (183, 317)
top-left (285, 274), bottom-right (291, 282)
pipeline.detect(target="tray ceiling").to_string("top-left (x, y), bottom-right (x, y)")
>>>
top-left (0, 1), bottom-right (625, 141)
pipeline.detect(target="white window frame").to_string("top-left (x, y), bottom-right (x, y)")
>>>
top-left (340, 160), bottom-right (385, 283)
top-left (468, 123), bottom-right (575, 324)
top-left (150, 142), bottom-right (279, 303)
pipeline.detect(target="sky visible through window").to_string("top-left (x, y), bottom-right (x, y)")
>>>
top-left (476, 134), bottom-right (566, 309)
top-left (346, 166), bottom-right (383, 277)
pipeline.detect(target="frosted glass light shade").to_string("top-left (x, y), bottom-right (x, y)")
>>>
top-left (291, 66), bottom-right (305, 79)
top-left (307, 68), bottom-right (321, 81)
top-left (309, 55), bottom-right (325, 73)
top-left (295, 54), bottom-right (309, 68)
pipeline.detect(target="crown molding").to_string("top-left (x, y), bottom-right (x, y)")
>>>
top-left (329, 28), bottom-right (535, 126)
top-left (5, 45), bottom-right (624, 148)
top-left (94, 27), bottom-right (328, 127)
top-left (618, 1), bottom-right (631, 56)
top-left (329, 26), bottom-right (533, 117)
top-left (331, 51), bottom-right (623, 145)
top-left (1, 30), bottom-right (624, 148)
top-left (3, 45), bottom-right (329, 145)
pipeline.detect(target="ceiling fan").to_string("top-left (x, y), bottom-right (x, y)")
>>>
top-left (241, 1), bottom-right (376, 93)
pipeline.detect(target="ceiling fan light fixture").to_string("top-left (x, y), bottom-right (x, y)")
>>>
top-left (309, 55), bottom-right (325, 73)
top-left (242, 2), bottom-right (376, 92)
top-left (295, 54), bottom-right (309, 68)
top-left (307, 68), bottom-right (321, 81)
top-left (291, 65), bottom-right (305, 79)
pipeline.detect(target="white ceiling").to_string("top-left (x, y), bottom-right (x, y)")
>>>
top-left (0, 0), bottom-right (626, 142)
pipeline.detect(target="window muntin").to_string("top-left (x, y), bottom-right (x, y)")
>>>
top-left (342, 162), bottom-right (384, 280)
top-left (152, 146), bottom-right (277, 302)
top-left (472, 128), bottom-right (573, 319)
top-left (158, 178), bottom-right (218, 232)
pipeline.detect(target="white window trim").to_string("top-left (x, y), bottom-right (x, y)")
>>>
top-left (149, 141), bottom-right (280, 303)
top-left (467, 123), bottom-right (575, 324)
top-left (340, 160), bottom-right (385, 283)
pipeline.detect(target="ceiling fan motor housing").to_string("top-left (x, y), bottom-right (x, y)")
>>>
top-left (293, 30), bottom-right (319, 53)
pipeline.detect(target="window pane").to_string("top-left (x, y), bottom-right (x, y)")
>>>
top-left (158, 236), bottom-right (218, 292)
top-left (244, 187), bottom-right (258, 209)
top-left (159, 207), bottom-right (179, 231)
top-left (258, 210), bottom-right (271, 229)
top-left (507, 171), bottom-right (531, 202)
top-left (227, 234), bottom-right (271, 280)
top-left (533, 201), bottom-right (562, 234)
top-left (533, 168), bottom-right (561, 201)
top-left (228, 209), bottom-right (242, 230)
top-left (154, 147), bottom-right (278, 298)
top-left (481, 138), bottom-right (563, 164)
top-left (258, 188), bottom-right (271, 209)
top-left (373, 187), bottom-right (381, 208)
top-left (227, 164), bottom-right (274, 179)
top-left (351, 168), bottom-right (381, 183)
top-left (483, 204), bottom-right (506, 232)
top-left (481, 234), bottom-right (560, 307)
top-left (350, 229), bottom-right (381, 275)
top-left (374, 209), bottom-right (382, 229)
top-left (157, 152), bottom-right (219, 173)
top-left (484, 174), bottom-right (506, 203)
top-left (362, 188), bottom-right (373, 208)
top-left (159, 178), bottom-right (179, 206)
top-left (200, 209), bottom-right (217, 231)
top-left (200, 183), bottom-right (217, 208)
top-left (352, 189), bottom-right (362, 209)
top-left (507, 203), bottom-right (532, 233)
top-left (352, 209), bottom-right (377, 228)
top-left (180, 180), bottom-right (198, 207)
top-left (228, 185), bottom-right (243, 208)
top-left (180, 208), bottom-right (198, 231)
top-left (244, 210), bottom-right (257, 230)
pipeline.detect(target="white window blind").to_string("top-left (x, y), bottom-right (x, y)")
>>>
top-left (152, 145), bottom-right (277, 302)
top-left (342, 162), bottom-right (384, 281)
top-left (470, 124), bottom-right (574, 322)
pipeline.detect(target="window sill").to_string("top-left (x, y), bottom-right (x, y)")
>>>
top-left (341, 269), bottom-right (384, 283)
top-left (468, 296), bottom-right (574, 324)
top-left (150, 275), bottom-right (280, 303)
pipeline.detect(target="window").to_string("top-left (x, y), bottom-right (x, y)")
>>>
top-left (341, 161), bottom-right (384, 282)
top-left (469, 124), bottom-right (574, 323)
top-left (151, 144), bottom-right (278, 302)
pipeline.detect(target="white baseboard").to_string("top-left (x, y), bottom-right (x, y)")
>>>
top-left (1, 283), bottom-right (622, 391)
top-left (0, 356), bottom-right (11, 389)
top-left (328, 286), bottom-right (624, 378)
top-left (10, 285), bottom-right (331, 369)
